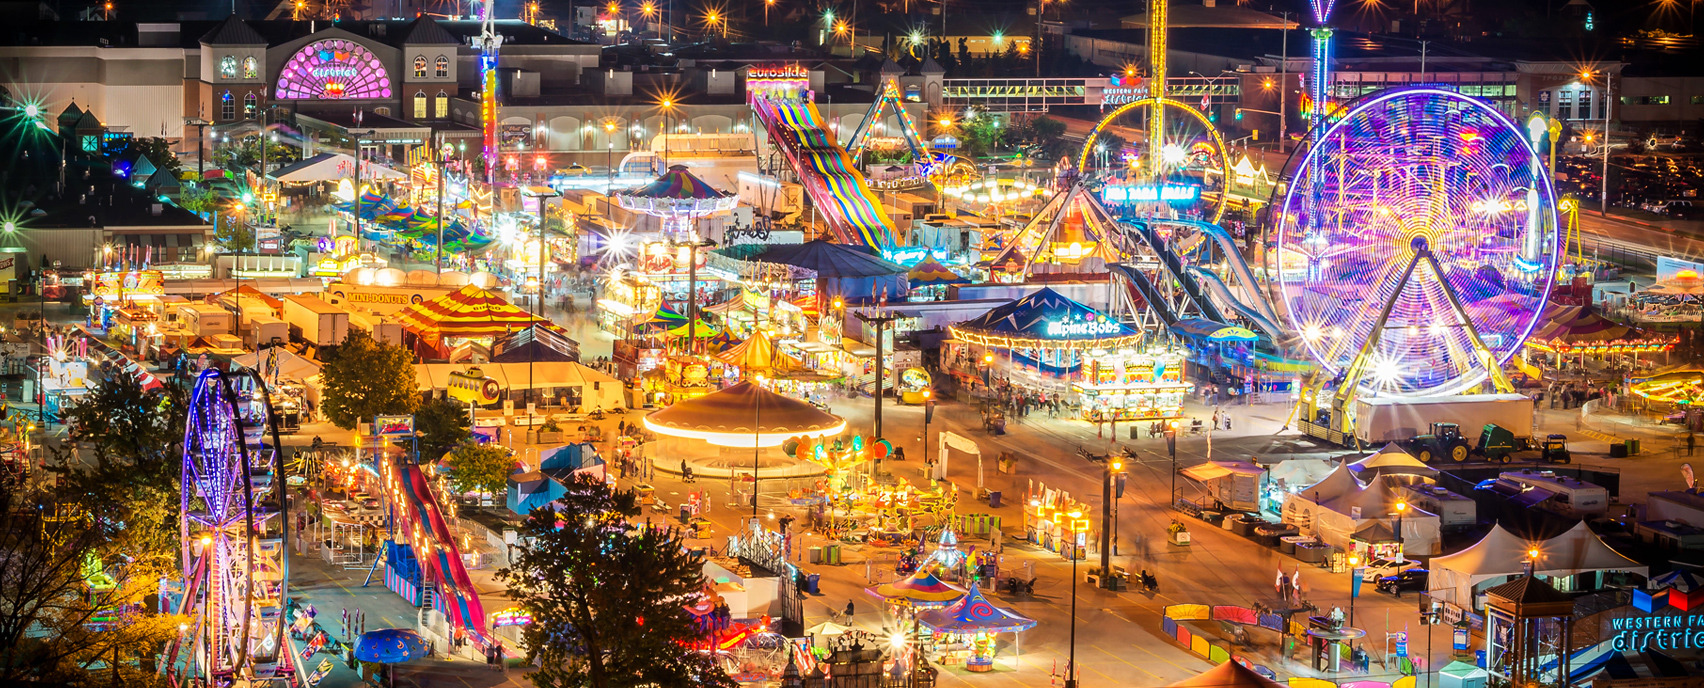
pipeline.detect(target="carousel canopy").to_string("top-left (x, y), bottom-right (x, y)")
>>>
top-left (664, 320), bottom-right (721, 338)
top-left (641, 380), bottom-right (846, 447)
top-left (950, 287), bottom-right (1140, 350)
top-left (866, 570), bottom-right (967, 608)
top-left (1526, 304), bottom-right (1673, 353)
top-left (394, 284), bottom-right (548, 340)
top-left (722, 240), bottom-right (908, 303)
top-left (907, 256), bottom-right (969, 286)
top-left (613, 165), bottom-right (738, 215)
top-left (1164, 655), bottom-right (1284, 688)
top-left (914, 581), bottom-right (1035, 632)
top-left (715, 330), bottom-right (804, 372)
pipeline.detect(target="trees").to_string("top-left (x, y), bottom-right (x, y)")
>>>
top-left (415, 396), bottom-right (472, 462)
top-left (500, 478), bottom-right (733, 688)
top-left (441, 441), bottom-right (513, 496)
top-left (318, 329), bottom-right (419, 429)
top-left (213, 211), bottom-right (256, 252)
top-left (132, 137), bottom-right (183, 177)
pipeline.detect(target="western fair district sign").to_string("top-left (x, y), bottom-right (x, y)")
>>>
top-left (1610, 613), bottom-right (1704, 652)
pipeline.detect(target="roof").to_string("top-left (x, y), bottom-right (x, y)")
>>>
top-left (613, 165), bottom-right (736, 202)
top-left (1484, 574), bottom-right (1574, 606)
top-left (1120, 5), bottom-right (1296, 29)
top-left (865, 570), bottom-right (967, 607)
top-left (393, 285), bottom-right (547, 339)
top-left (414, 361), bottom-right (619, 392)
top-left (907, 256), bottom-right (968, 286)
top-left (399, 15), bottom-right (457, 45)
top-left (732, 239), bottom-right (907, 279)
top-left (1165, 657), bottom-right (1285, 688)
top-left (1299, 462), bottom-right (1363, 503)
top-left (714, 330), bottom-right (804, 372)
top-left (641, 381), bottom-right (846, 445)
top-left (952, 287), bottom-right (1137, 340)
top-left (1180, 460), bottom-right (1266, 482)
top-left (490, 324), bottom-right (581, 363)
top-left (1350, 443), bottom-right (1437, 475)
top-left (200, 15), bottom-right (266, 46)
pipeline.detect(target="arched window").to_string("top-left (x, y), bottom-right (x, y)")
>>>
top-left (413, 55), bottom-right (427, 78)
top-left (374, 106), bottom-right (391, 116)
top-left (435, 90), bottom-right (449, 119)
top-left (242, 56), bottom-right (258, 79)
top-left (413, 91), bottom-right (427, 119)
top-left (243, 92), bottom-right (258, 118)
top-left (219, 56), bottom-right (237, 79)
top-left (435, 55), bottom-right (449, 78)
top-left (220, 91), bottom-right (235, 120)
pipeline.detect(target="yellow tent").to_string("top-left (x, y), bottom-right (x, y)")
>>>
top-left (715, 330), bottom-right (803, 372)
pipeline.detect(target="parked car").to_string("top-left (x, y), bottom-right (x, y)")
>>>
top-left (1358, 558), bottom-right (1417, 582)
top-left (1377, 568), bottom-right (1429, 595)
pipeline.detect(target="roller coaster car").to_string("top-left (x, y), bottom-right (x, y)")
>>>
top-left (1403, 422), bottom-right (1471, 464)
top-left (1540, 434), bottom-right (1573, 464)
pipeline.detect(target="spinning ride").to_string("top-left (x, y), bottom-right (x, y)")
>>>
top-left (613, 165), bottom-right (739, 241)
top-left (171, 369), bottom-right (294, 686)
top-left (1276, 87), bottom-right (1558, 431)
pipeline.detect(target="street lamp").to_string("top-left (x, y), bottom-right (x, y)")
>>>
top-left (705, 9), bottom-right (724, 38)
top-left (1581, 67), bottom-right (1615, 214)
top-left (1394, 500), bottom-right (1407, 561)
top-left (765, 0), bottom-right (774, 25)
top-left (604, 120), bottom-right (617, 191)
top-left (520, 186), bottom-right (560, 416)
top-left (1066, 509), bottom-right (1084, 688)
top-left (1165, 419), bottom-right (1179, 507)
top-left (640, 1), bottom-right (658, 37)
top-left (1346, 554), bottom-right (1362, 629)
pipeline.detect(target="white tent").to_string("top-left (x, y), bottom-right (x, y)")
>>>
top-left (1427, 522), bottom-right (1648, 608)
top-left (232, 348), bottom-right (322, 383)
top-left (1282, 467), bottom-right (1442, 555)
top-left (416, 361), bottom-right (625, 411)
top-left (268, 152), bottom-right (407, 183)
top-left (1350, 443), bottom-right (1439, 479)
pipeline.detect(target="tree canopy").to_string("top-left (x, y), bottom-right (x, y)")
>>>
top-left (500, 478), bottom-right (733, 688)
top-left (441, 441), bottom-right (513, 496)
top-left (318, 329), bottom-right (419, 429)
top-left (415, 396), bottom-right (472, 462)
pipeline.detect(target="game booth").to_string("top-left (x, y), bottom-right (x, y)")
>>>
top-left (947, 287), bottom-right (1191, 420)
top-left (393, 284), bottom-right (551, 361)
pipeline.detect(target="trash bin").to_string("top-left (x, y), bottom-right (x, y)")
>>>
top-left (805, 573), bottom-right (821, 594)
top-left (1610, 442), bottom-right (1628, 458)
top-left (988, 491), bottom-right (1002, 508)
top-left (808, 546), bottom-right (823, 564)
top-left (1628, 438), bottom-right (1641, 455)
top-left (679, 504), bottom-right (691, 523)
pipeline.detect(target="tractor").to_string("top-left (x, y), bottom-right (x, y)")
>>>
top-left (1403, 422), bottom-right (1472, 463)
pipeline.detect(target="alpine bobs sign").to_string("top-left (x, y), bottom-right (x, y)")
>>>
top-left (1044, 318), bottom-right (1123, 338)
top-left (1610, 613), bottom-right (1704, 651)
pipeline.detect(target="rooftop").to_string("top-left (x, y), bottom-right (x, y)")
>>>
top-left (0, 17), bottom-right (592, 49)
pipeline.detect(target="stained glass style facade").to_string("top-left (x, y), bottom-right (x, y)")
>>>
top-left (275, 39), bottom-right (393, 100)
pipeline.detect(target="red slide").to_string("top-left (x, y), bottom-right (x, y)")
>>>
top-left (395, 461), bottom-right (489, 644)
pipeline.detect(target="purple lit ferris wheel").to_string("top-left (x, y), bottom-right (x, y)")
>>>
top-left (1275, 87), bottom-right (1559, 397)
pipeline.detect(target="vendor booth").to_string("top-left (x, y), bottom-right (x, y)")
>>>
top-left (947, 287), bottom-right (1190, 420)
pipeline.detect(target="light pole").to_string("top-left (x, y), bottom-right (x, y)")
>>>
top-left (765, 0), bottom-right (773, 25)
top-left (1065, 509), bottom-right (1084, 688)
top-left (520, 186), bottom-right (559, 415)
top-left (1165, 419), bottom-right (1179, 508)
top-left (1394, 500), bottom-right (1407, 561)
top-left (1346, 554), bottom-right (1361, 629)
top-left (866, 311), bottom-right (899, 473)
top-left (604, 120), bottom-right (617, 190)
top-left (1098, 459), bottom-right (1123, 586)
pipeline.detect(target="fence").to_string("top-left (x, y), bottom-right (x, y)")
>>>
top-left (1160, 604), bottom-right (1424, 688)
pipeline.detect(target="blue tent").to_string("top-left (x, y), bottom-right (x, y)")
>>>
top-left (953, 287), bottom-right (1137, 340)
top-left (724, 240), bottom-right (908, 304)
top-left (539, 443), bottom-right (606, 482)
top-left (507, 470), bottom-right (566, 515)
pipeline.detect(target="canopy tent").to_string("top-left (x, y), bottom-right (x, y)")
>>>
top-left (723, 240), bottom-right (908, 303)
top-left (1164, 656), bottom-right (1285, 688)
top-left (231, 348), bottom-right (322, 382)
top-left (865, 570), bottom-right (967, 608)
top-left (907, 256), bottom-right (969, 286)
top-left (1525, 304), bottom-right (1675, 354)
top-left (664, 320), bottom-right (721, 338)
top-left (538, 442), bottom-right (607, 483)
top-left (1283, 469), bottom-right (1442, 555)
top-left (915, 581), bottom-right (1036, 633)
top-left (715, 330), bottom-right (804, 372)
top-left (1349, 443), bottom-right (1439, 478)
top-left (490, 324), bottom-right (582, 363)
top-left (395, 284), bottom-right (548, 342)
top-left (631, 304), bottom-right (688, 336)
top-left (1180, 460), bottom-right (1265, 483)
top-left (949, 287), bottom-right (1141, 350)
top-left (1427, 522), bottom-right (1648, 608)
top-left (641, 380), bottom-right (846, 447)
top-left (269, 152), bottom-right (407, 183)
top-left (211, 284), bottom-right (283, 313)
top-left (415, 361), bottom-right (626, 410)
top-left (612, 165), bottom-right (739, 217)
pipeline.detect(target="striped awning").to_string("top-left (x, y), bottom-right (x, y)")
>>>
top-left (394, 284), bottom-right (547, 339)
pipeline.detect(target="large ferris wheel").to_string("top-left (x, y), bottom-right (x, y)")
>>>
top-left (1275, 87), bottom-right (1559, 407)
top-left (171, 369), bottom-right (295, 686)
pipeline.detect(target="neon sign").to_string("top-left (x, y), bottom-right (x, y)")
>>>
top-left (1101, 184), bottom-right (1200, 204)
top-left (276, 39), bottom-right (392, 100)
top-left (1045, 318), bottom-right (1124, 337)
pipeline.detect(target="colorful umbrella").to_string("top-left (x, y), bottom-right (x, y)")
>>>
top-left (352, 628), bottom-right (430, 664)
top-left (915, 581), bottom-right (1036, 633)
top-left (865, 570), bottom-right (966, 608)
top-left (907, 256), bottom-right (969, 286)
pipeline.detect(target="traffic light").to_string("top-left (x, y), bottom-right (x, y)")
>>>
top-left (1252, 129), bottom-right (1260, 141)
top-left (1235, 108), bottom-right (1244, 120)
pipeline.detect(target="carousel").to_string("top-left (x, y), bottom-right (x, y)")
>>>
top-left (914, 582), bottom-right (1036, 672)
top-left (947, 287), bottom-right (1191, 421)
top-left (613, 165), bottom-right (740, 241)
top-left (641, 381), bottom-right (843, 482)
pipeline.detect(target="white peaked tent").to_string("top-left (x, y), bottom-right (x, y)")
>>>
top-left (1428, 522), bottom-right (1648, 608)
top-left (1283, 461), bottom-right (1442, 555)
top-left (1350, 443), bottom-right (1439, 478)
top-left (268, 152), bottom-right (407, 183)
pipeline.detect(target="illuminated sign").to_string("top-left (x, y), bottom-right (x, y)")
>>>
top-left (1101, 184), bottom-right (1200, 204)
top-left (1045, 318), bottom-right (1125, 338)
top-left (90, 270), bottom-right (165, 300)
top-left (1608, 613), bottom-right (1704, 651)
top-left (749, 63), bottom-right (810, 80)
top-left (491, 608), bottom-right (533, 627)
top-left (275, 39), bottom-right (393, 100)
